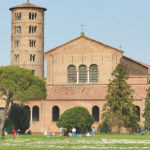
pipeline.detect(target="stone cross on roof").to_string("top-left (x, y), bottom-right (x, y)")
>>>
top-left (80, 24), bottom-right (86, 32)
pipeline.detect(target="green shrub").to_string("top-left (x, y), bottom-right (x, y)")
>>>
top-left (4, 118), bottom-right (14, 133)
top-left (98, 120), bottom-right (111, 133)
top-left (57, 106), bottom-right (94, 134)
top-left (8, 104), bottom-right (30, 134)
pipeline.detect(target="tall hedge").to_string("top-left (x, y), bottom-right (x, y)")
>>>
top-left (57, 106), bottom-right (94, 133)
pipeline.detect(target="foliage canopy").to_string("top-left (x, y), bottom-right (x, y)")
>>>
top-left (0, 66), bottom-right (47, 101)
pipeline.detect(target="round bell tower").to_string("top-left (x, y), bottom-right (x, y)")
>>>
top-left (10, 2), bottom-right (47, 78)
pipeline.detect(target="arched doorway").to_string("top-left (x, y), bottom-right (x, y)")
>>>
top-left (32, 106), bottom-right (39, 121)
top-left (92, 106), bottom-right (100, 122)
top-left (25, 105), bottom-right (30, 121)
top-left (52, 106), bottom-right (59, 121)
top-left (135, 106), bottom-right (140, 122)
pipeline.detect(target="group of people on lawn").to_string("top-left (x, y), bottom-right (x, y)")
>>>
top-left (61, 126), bottom-right (96, 137)
top-left (2, 126), bottom-right (96, 139)
top-left (1, 128), bottom-right (32, 139)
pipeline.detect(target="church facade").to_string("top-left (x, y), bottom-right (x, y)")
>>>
top-left (1, 2), bottom-right (149, 133)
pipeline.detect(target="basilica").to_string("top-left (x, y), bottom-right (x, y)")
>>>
top-left (0, 2), bottom-right (149, 133)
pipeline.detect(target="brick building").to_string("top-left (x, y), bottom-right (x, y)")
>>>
top-left (1, 2), bottom-right (149, 133)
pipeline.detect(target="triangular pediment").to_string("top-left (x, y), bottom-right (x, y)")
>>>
top-left (45, 34), bottom-right (123, 56)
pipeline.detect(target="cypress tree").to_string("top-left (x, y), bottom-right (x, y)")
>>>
top-left (102, 64), bottom-right (139, 133)
top-left (144, 86), bottom-right (150, 130)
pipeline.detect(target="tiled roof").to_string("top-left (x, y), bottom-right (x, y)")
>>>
top-left (122, 56), bottom-right (149, 68)
top-left (9, 3), bottom-right (47, 11)
top-left (46, 85), bottom-right (148, 100)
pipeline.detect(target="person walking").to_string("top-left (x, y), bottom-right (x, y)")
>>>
top-left (16, 129), bottom-right (20, 139)
top-left (92, 126), bottom-right (96, 136)
top-left (12, 129), bottom-right (16, 139)
top-left (60, 127), bottom-right (64, 136)
top-left (72, 127), bottom-right (76, 137)
top-left (1, 129), bottom-right (5, 139)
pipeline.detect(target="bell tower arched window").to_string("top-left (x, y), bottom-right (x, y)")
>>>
top-left (68, 65), bottom-right (77, 83)
top-left (89, 64), bottom-right (98, 83)
top-left (79, 65), bottom-right (87, 83)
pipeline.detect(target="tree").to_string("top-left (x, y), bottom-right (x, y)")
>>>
top-left (102, 64), bottom-right (139, 133)
top-left (0, 66), bottom-right (47, 132)
top-left (57, 106), bottom-right (94, 133)
top-left (8, 104), bottom-right (30, 134)
top-left (144, 86), bottom-right (150, 130)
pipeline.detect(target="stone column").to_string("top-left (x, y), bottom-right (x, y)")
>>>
top-left (30, 110), bottom-right (33, 122)
top-left (77, 70), bottom-right (79, 83)
top-left (87, 70), bottom-right (90, 83)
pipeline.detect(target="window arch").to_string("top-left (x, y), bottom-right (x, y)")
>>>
top-left (89, 64), bottom-right (98, 83)
top-left (52, 106), bottom-right (59, 121)
top-left (92, 106), bottom-right (99, 122)
top-left (135, 106), bottom-right (140, 122)
top-left (79, 65), bottom-right (87, 83)
top-left (25, 105), bottom-right (30, 121)
top-left (30, 54), bottom-right (35, 62)
top-left (67, 65), bottom-right (77, 83)
top-left (15, 54), bottom-right (19, 62)
top-left (32, 106), bottom-right (39, 121)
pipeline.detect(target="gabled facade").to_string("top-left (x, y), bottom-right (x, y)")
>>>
top-left (40, 33), bottom-right (149, 133)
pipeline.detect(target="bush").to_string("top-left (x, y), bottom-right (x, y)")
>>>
top-left (8, 104), bottom-right (30, 134)
top-left (98, 120), bottom-right (111, 133)
top-left (57, 106), bottom-right (94, 134)
top-left (4, 118), bottom-right (14, 133)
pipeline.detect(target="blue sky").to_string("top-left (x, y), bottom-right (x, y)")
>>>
top-left (0, 0), bottom-right (150, 66)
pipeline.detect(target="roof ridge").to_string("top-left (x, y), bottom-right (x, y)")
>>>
top-left (9, 2), bottom-right (47, 11)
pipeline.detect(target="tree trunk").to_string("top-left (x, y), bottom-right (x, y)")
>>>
top-left (0, 97), bottom-right (10, 132)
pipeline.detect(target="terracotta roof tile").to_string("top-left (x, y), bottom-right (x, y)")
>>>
top-left (10, 3), bottom-right (47, 11)
top-left (46, 85), bottom-right (148, 100)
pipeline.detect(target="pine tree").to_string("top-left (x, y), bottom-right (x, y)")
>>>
top-left (144, 86), bottom-right (150, 130)
top-left (0, 66), bottom-right (46, 132)
top-left (102, 64), bottom-right (139, 133)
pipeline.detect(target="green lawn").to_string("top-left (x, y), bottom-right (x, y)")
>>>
top-left (0, 134), bottom-right (150, 150)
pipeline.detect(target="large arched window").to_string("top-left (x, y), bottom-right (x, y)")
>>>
top-left (79, 65), bottom-right (87, 83)
top-left (0, 107), bottom-right (4, 111)
top-left (89, 64), bottom-right (98, 83)
top-left (92, 106), bottom-right (99, 122)
top-left (52, 106), bottom-right (59, 121)
top-left (25, 105), bottom-right (31, 121)
top-left (32, 106), bottom-right (39, 121)
top-left (67, 65), bottom-right (77, 83)
top-left (135, 106), bottom-right (140, 122)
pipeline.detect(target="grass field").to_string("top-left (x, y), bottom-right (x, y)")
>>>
top-left (0, 134), bottom-right (150, 150)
